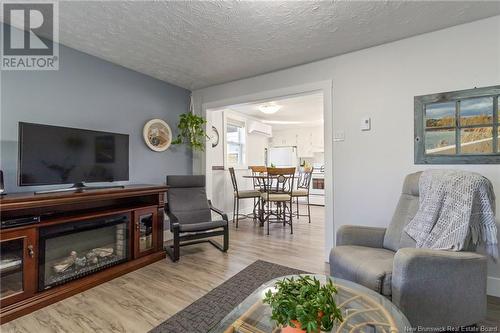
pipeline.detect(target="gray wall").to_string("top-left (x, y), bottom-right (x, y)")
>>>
top-left (1, 40), bottom-right (192, 193)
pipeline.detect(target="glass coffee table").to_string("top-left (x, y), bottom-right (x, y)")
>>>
top-left (209, 275), bottom-right (410, 333)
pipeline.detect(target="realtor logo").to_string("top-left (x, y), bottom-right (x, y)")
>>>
top-left (1, 2), bottom-right (59, 70)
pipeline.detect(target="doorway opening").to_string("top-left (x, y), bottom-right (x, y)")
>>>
top-left (204, 89), bottom-right (328, 253)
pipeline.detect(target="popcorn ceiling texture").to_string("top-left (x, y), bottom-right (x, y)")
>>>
top-left (55, 1), bottom-right (500, 90)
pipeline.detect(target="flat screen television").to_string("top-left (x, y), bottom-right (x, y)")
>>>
top-left (18, 122), bottom-right (129, 187)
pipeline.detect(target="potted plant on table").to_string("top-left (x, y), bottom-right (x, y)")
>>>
top-left (263, 275), bottom-right (343, 333)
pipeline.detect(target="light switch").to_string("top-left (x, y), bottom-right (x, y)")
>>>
top-left (333, 131), bottom-right (345, 142)
top-left (361, 117), bottom-right (371, 131)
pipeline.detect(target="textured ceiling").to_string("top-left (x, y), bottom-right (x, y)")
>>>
top-left (42, 1), bottom-right (500, 89)
top-left (228, 92), bottom-right (323, 130)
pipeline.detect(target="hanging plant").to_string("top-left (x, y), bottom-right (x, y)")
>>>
top-left (171, 113), bottom-right (208, 151)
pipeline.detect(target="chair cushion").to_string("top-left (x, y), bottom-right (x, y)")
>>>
top-left (330, 245), bottom-right (394, 296)
top-left (167, 175), bottom-right (205, 188)
top-left (261, 193), bottom-right (291, 201)
top-left (383, 172), bottom-right (421, 251)
top-left (167, 187), bottom-right (212, 224)
top-left (166, 175), bottom-right (212, 226)
top-left (237, 190), bottom-right (261, 198)
top-left (178, 220), bottom-right (227, 232)
top-left (292, 189), bottom-right (308, 196)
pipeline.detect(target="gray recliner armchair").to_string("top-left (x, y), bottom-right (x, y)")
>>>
top-left (165, 175), bottom-right (229, 262)
top-left (330, 171), bottom-right (487, 328)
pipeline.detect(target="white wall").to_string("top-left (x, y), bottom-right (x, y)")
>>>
top-left (206, 109), bottom-right (268, 216)
top-left (208, 109), bottom-right (225, 168)
top-left (193, 16), bottom-right (500, 295)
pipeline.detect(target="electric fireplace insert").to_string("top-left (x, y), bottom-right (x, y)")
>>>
top-left (38, 213), bottom-right (130, 291)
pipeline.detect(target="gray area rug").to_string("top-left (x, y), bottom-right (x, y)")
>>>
top-left (149, 260), bottom-right (307, 333)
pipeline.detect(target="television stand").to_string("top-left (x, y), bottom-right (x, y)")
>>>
top-left (0, 184), bottom-right (167, 323)
top-left (34, 182), bottom-right (125, 195)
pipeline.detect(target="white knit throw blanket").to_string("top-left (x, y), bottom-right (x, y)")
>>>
top-left (404, 169), bottom-right (498, 259)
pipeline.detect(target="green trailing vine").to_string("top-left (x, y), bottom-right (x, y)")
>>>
top-left (171, 113), bottom-right (208, 151)
top-left (263, 275), bottom-right (343, 333)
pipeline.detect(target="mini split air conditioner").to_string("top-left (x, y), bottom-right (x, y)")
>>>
top-left (247, 120), bottom-right (272, 137)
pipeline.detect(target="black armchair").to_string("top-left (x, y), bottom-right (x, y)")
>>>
top-left (165, 175), bottom-right (229, 262)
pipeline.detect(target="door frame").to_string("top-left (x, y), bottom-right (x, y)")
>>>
top-left (196, 80), bottom-right (334, 262)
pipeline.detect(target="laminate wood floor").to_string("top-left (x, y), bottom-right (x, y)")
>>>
top-left (2, 205), bottom-right (327, 333)
top-left (2, 205), bottom-right (499, 332)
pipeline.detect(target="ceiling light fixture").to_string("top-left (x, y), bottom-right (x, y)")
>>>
top-left (262, 120), bottom-right (303, 125)
top-left (259, 104), bottom-right (282, 114)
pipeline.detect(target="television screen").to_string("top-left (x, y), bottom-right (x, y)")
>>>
top-left (18, 122), bottom-right (129, 186)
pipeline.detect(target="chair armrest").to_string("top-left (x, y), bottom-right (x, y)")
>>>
top-left (165, 203), bottom-right (180, 231)
top-left (208, 200), bottom-right (228, 222)
top-left (392, 248), bottom-right (487, 328)
top-left (165, 204), bottom-right (178, 222)
top-left (336, 225), bottom-right (386, 248)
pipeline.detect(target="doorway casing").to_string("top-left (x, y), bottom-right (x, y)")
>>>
top-left (195, 80), bottom-right (334, 262)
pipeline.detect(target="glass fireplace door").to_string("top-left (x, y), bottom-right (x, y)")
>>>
top-left (0, 228), bottom-right (37, 306)
top-left (133, 208), bottom-right (158, 258)
top-left (38, 213), bottom-right (130, 290)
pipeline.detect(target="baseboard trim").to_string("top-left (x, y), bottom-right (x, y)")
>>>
top-left (487, 276), bottom-right (500, 297)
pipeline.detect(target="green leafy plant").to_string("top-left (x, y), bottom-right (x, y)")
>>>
top-left (171, 113), bottom-right (208, 151)
top-left (263, 276), bottom-right (343, 333)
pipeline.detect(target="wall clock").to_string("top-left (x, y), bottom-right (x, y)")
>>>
top-left (143, 119), bottom-right (172, 152)
top-left (211, 125), bottom-right (219, 148)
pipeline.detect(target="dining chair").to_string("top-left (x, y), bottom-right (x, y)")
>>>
top-left (249, 166), bottom-right (267, 221)
top-left (249, 165), bottom-right (267, 191)
top-left (261, 167), bottom-right (296, 235)
top-left (292, 167), bottom-right (314, 223)
top-left (228, 167), bottom-right (261, 228)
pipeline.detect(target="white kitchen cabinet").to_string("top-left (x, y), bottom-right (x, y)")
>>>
top-left (271, 132), bottom-right (296, 147)
top-left (297, 132), bottom-right (314, 157)
top-left (311, 130), bottom-right (324, 152)
top-left (271, 127), bottom-right (324, 157)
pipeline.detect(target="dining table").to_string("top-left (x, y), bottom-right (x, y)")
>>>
top-left (242, 174), bottom-right (296, 226)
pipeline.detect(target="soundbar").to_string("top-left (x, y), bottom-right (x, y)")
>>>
top-left (1, 216), bottom-right (40, 229)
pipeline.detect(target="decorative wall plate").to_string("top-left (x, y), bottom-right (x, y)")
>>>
top-left (143, 119), bottom-right (172, 152)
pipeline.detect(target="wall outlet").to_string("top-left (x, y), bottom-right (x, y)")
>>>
top-left (361, 117), bottom-right (371, 131)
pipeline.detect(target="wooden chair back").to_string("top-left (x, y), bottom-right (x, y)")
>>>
top-left (266, 167), bottom-right (296, 194)
top-left (250, 166), bottom-right (267, 173)
top-left (250, 165), bottom-right (267, 190)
